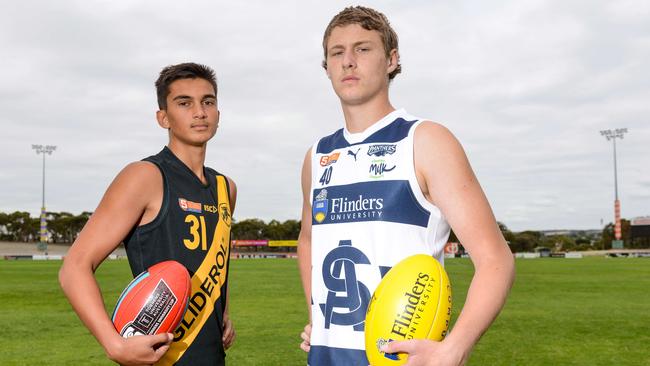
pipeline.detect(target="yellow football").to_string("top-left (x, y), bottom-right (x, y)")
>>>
top-left (365, 254), bottom-right (452, 365)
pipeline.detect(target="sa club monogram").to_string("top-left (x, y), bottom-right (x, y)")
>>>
top-left (319, 240), bottom-right (371, 331)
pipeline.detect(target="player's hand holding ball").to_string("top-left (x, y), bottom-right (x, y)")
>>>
top-left (105, 332), bottom-right (173, 366)
top-left (109, 260), bottom-right (191, 365)
top-left (365, 254), bottom-right (453, 365)
top-left (379, 338), bottom-right (465, 366)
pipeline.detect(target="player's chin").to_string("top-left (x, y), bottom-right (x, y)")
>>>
top-left (335, 91), bottom-right (370, 106)
top-left (186, 135), bottom-right (213, 146)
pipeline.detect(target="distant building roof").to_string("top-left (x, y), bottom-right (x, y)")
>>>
top-left (632, 217), bottom-right (650, 226)
top-left (542, 230), bottom-right (571, 236)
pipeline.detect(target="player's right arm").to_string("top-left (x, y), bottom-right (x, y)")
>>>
top-left (58, 161), bottom-right (172, 366)
top-left (297, 148), bottom-right (313, 352)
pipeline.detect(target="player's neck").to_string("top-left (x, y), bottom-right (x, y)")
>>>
top-left (167, 141), bottom-right (208, 183)
top-left (341, 96), bottom-right (395, 134)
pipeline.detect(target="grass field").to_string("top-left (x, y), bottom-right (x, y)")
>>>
top-left (1, 257), bottom-right (649, 365)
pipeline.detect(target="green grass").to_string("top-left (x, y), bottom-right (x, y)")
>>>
top-left (0, 257), bottom-right (648, 365)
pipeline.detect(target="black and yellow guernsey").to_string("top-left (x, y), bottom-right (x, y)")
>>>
top-left (124, 146), bottom-right (231, 366)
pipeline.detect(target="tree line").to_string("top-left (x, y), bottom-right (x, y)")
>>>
top-left (0, 211), bottom-right (647, 251)
top-left (0, 211), bottom-right (91, 243)
top-left (0, 211), bottom-right (302, 245)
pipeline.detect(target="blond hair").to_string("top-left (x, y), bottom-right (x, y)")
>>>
top-left (322, 6), bottom-right (401, 80)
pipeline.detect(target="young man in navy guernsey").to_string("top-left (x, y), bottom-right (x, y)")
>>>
top-left (59, 63), bottom-right (236, 366)
top-left (298, 7), bottom-right (515, 366)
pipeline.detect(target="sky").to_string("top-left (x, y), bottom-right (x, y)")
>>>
top-left (1, 0), bottom-right (648, 232)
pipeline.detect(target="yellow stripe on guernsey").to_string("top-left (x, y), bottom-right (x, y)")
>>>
top-left (157, 175), bottom-right (231, 365)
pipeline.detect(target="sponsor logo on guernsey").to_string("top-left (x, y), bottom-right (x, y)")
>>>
top-left (179, 198), bottom-right (202, 213)
top-left (320, 152), bottom-right (340, 167)
top-left (347, 148), bottom-right (361, 161)
top-left (329, 194), bottom-right (384, 222)
top-left (367, 144), bottom-right (396, 157)
top-left (219, 203), bottom-right (231, 227)
top-left (313, 188), bottom-right (384, 223)
top-left (369, 159), bottom-right (396, 179)
top-left (312, 189), bottom-right (329, 223)
top-left (203, 204), bottom-right (218, 213)
top-left (312, 181), bottom-right (430, 227)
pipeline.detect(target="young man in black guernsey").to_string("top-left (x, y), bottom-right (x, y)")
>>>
top-left (60, 63), bottom-right (236, 366)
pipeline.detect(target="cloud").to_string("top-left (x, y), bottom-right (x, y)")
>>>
top-left (1, 0), bottom-right (648, 232)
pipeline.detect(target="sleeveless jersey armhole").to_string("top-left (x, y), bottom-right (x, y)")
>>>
top-left (135, 159), bottom-right (169, 233)
top-left (407, 120), bottom-right (445, 218)
top-left (309, 141), bottom-right (319, 203)
top-left (407, 120), bottom-right (451, 261)
top-left (221, 173), bottom-right (232, 207)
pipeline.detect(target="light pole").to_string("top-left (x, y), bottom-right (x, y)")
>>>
top-left (32, 144), bottom-right (56, 253)
top-left (599, 128), bottom-right (627, 248)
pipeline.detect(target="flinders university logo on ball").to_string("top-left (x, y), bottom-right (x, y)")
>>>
top-left (313, 189), bottom-right (329, 223)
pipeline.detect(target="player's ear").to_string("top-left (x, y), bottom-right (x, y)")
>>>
top-left (322, 60), bottom-right (331, 79)
top-left (156, 109), bottom-right (170, 129)
top-left (387, 49), bottom-right (398, 74)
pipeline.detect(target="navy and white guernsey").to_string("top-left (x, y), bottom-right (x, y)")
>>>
top-left (308, 109), bottom-right (450, 365)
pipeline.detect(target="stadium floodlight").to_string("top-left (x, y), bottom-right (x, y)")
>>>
top-left (32, 144), bottom-right (56, 253)
top-left (599, 128), bottom-right (628, 244)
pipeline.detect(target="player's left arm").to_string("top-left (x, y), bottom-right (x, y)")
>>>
top-left (222, 176), bottom-right (237, 349)
top-left (383, 122), bottom-right (515, 365)
top-left (297, 148), bottom-right (313, 353)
